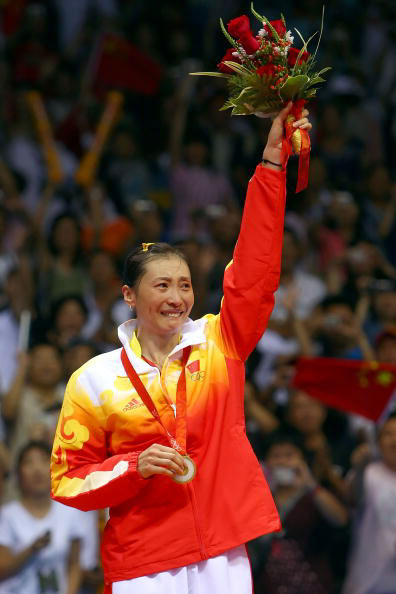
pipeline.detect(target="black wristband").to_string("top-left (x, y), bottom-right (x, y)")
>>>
top-left (262, 158), bottom-right (282, 168)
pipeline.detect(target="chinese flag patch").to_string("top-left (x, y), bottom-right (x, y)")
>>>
top-left (187, 360), bottom-right (200, 373)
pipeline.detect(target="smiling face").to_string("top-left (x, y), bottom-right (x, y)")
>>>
top-left (122, 256), bottom-right (194, 337)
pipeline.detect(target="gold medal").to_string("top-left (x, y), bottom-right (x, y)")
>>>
top-left (172, 455), bottom-right (196, 484)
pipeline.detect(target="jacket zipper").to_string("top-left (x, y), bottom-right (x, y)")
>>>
top-left (187, 481), bottom-right (207, 560)
top-left (162, 356), bottom-right (206, 558)
top-left (159, 359), bottom-right (177, 417)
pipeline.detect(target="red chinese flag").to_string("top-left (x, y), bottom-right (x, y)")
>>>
top-left (89, 33), bottom-right (162, 95)
top-left (187, 360), bottom-right (200, 374)
top-left (293, 357), bottom-right (396, 421)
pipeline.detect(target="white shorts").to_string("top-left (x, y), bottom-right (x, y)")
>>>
top-left (112, 544), bottom-right (253, 594)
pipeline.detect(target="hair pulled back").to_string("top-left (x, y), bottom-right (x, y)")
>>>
top-left (123, 243), bottom-right (189, 288)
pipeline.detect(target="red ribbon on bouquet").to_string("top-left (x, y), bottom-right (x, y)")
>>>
top-left (283, 99), bottom-right (311, 193)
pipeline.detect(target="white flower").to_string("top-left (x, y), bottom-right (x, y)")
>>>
top-left (233, 49), bottom-right (247, 61)
top-left (273, 46), bottom-right (281, 55)
top-left (258, 26), bottom-right (268, 37)
top-left (286, 30), bottom-right (294, 44)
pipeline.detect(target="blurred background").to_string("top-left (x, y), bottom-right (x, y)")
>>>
top-left (0, 0), bottom-right (395, 592)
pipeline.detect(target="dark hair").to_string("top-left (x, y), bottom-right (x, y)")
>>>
top-left (48, 211), bottom-right (82, 261)
top-left (29, 341), bottom-right (61, 356)
top-left (64, 337), bottom-right (99, 354)
top-left (378, 411), bottom-right (396, 438)
top-left (320, 294), bottom-right (355, 312)
top-left (16, 440), bottom-right (51, 472)
top-left (263, 429), bottom-right (309, 461)
top-left (49, 295), bottom-right (88, 326)
top-left (123, 243), bottom-right (189, 288)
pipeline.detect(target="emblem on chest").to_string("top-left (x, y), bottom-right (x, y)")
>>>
top-left (187, 360), bottom-right (206, 381)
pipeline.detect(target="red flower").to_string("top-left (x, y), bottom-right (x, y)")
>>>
top-left (256, 64), bottom-right (276, 77)
top-left (264, 19), bottom-right (287, 38)
top-left (227, 15), bottom-right (251, 38)
top-left (288, 47), bottom-right (310, 66)
top-left (239, 31), bottom-right (260, 54)
top-left (217, 48), bottom-right (240, 73)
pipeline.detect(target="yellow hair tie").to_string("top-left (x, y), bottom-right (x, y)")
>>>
top-left (141, 243), bottom-right (154, 252)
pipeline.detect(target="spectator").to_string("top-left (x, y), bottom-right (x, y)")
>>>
top-left (0, 267), bottom-right (33, 393)
top-left (286, 390), bottom-right (354, 497)
top-left (342, 413), bottom-right (396, 594)
top-left (100, 126), bottom-right (152, 215)
top-left (39, 212), bottom-right (87, 308)
top-left (168, 76), bottom-right (236, 239)
top-left (308, 295), bottom-right (374, 360)
top-left (375, 327), bottom-right (396, 365)
top-left (317, 191), bottom-right (361, 292)
top-left (316, 103), bottom-right (362, 191)
top-left (83, 249), bottom-right (129, 345)
top-left (361, 164), bottom-right (396, 254)
top-left (0, 441), bottom-right (84, 593)
top-left (2, 344), bottom-right (64, 466)
top-left (62, 339), bottom-right (98, 379)
top-left (360, 279), bottom-right (396, 343)
top-left (271, 227), bottom-right (328, 327)
top-left (253, 227), bottom-right (327, 387)
top-left (46, 296), bottom-right (89, 349)
top-left (251, 431), bottom-right (348, 594)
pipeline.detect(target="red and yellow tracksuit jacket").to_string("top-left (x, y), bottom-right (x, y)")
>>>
top-left (51, 164), bottom-right (285, 586)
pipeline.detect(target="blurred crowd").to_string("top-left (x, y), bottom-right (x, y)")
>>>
top-left (0, 0), bottom-right (395, 592)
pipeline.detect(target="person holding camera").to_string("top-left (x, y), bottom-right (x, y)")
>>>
top-left (252, 432), bottom-right (348, 594)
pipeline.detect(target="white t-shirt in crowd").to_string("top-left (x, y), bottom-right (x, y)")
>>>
top-left (342, 461), bottom-right (396, 594)
top-left (0, 500), bottom-right (98, 594)
top-left (271, 270), bottom-right (327, 322)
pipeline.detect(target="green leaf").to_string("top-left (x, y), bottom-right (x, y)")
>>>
top-left (254, 100), bottom-right (283, 112)
top-left (310, 5), bottom-right (325, 64)
top-left (309, 76), bottom-right (326, 84)
top-left (189, 72), bottom-right (232, 78)
top-left (294, 27), bottom-right (307, 47)
top-left (219, 18), bottom-right (239, 49)
top-left (303, 89), bottom-right (317, 99)
top-left (234, 86), bottom-right (255, 102)
top-left (279, 75), bottom-right (309, 99)
top-left (231, 104), bottom-right (250, 115)
top-left (250, 3), bottom-right (280, 42)
top-left (281, 13), bottom-right (286, 27)
top-left (250, 3), bottom-right (264, 24)
top-left (316, 67), bottom-right (332, 76)
top-left (223, 61), bottom-right (254, 75)
top-left (219, 99), bottom-right (236, 111)
top-left (291, 30), bottom-right (318, 76)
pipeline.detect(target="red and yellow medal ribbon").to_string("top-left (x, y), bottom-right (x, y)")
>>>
top-left (283, 98), bottom-right (311, 193)
top-left (121, 346), bottom-right (191, 454)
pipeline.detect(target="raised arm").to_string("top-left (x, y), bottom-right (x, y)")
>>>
top-left (50, 370), bottom-right (146, 511)
top-left (218, 103), bottom-right (311, 361)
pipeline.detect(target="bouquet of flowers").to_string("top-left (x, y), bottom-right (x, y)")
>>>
top-left (191, 4), bottom-right (330, 191)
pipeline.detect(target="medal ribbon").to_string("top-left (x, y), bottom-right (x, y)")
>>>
top-left (283, 98), bottom-right (311, 193)
top-left (121, 346), bottom-right (191, 454)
